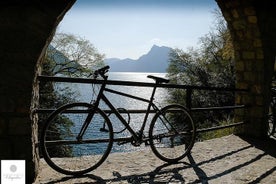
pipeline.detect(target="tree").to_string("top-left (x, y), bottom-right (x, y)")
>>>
top-left (167, 9), bottom-right (235, 130)
top-left (45, 32), bottom-right (105, 77)
top-left (41, 32), bottom-right (105, 108)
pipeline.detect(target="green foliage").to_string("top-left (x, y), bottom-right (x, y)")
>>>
top-left (167, 10), bottom-right (236, 139)
top-left (199, 116), bottom-right (235, 141)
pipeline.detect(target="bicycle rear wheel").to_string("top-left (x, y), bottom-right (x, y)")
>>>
top-left (40, 103), bottom-right (113, 175)
top-left (149, 104), bottom-right (195, 163)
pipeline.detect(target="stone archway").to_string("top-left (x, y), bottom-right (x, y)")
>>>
top-left (216, 0), bottom-right (276, 137)
top-left (0, 0), bottom-right (275, 182)
top-left (0, 0), bottom-right (75, 183)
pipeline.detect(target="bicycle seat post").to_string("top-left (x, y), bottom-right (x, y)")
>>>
top-left (139, 75), bottom-right (170, 135)
top-left (139, 79), bottom-right (160, 135)
top-left (147, 75), bottom-right (169, 103)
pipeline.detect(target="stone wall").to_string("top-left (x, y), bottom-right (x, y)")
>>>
top-left (0, 0), bottom-right (75, 183)
top-left (216, 0), bottom-right (276, 137)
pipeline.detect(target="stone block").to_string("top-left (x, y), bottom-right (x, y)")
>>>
top-left (253, 39), bottom-right (262, 47)
top-left (244, 72), bottom-right (255, 81)
top-left (235, 95), bottom-right (242, 104)
top-left (245, 61), bottom-right (253, 71)
top-left (244, 7), bottom-right (256, 15)
top-left (242, 95), bottom-right (254, 104)
top-left (235, 61), bottom-right (245, 71)
top-left (235, 73), bottom-right (244, 81)
top-left (236, 82), bottom-right (248, 90)
top-left (225, 1), bottom-right (240, 8)
top-left (242, 51), bottom-right (255, 59)
top-left (256, 49), bottom-right (264, 60)
top-left (233, 20), bottom-right (247, 30)
top-left (231, 9), bottom-right (239, 18)
top-left (248, 16), bottom-right (257, 24)
top-left (244, 29), bottom-right (255, 40)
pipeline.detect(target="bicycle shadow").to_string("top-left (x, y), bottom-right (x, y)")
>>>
top-left (43, 162), bottom-right (190, 184)
top-left (41, 148), bottom-right (241, 183)
top-left (40, 136), bottom-right (276, 184)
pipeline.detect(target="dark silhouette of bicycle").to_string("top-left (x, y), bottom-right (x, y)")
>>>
top-left (268, 87), bottom-right (276, 137)
top-left (40, 66), bottom-right (196, 175)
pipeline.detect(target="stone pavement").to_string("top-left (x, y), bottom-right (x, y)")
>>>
top-left (33, 135), bottom-right (276, 184)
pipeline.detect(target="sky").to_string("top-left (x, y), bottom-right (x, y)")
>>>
top-left (58, 0), bottom-right (218, 59)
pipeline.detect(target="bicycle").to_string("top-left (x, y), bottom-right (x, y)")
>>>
top-left (268, 87), bottom-right (276, 136)
top-left (40, 66), bottom-right (196, 175)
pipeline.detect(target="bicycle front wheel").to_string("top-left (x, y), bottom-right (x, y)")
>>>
top-left (149, 104), bottom-right (195, 163)
top-left (40, 103), bottom-right (113, 175)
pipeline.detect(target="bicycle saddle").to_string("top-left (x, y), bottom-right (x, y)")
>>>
top-left (147, 75), bottom-right (170, 84)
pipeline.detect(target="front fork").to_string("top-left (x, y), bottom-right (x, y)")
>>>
top-left (76, 108), bottom-right (96, 141)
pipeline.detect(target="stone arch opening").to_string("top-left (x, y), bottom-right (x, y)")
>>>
top-left (0, 0), bottom-right (275, 183)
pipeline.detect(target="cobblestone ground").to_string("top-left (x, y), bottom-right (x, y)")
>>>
top-left (34, 135), bottom-right (276, 184)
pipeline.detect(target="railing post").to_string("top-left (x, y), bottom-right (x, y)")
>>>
top-left (186, 88), bottom-right (192, 110)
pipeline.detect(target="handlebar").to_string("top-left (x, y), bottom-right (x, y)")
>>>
top-left (94, 65), bottom-right (110, 79)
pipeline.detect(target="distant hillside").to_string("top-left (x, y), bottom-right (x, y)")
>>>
top-left (105, 45), bottom-right (172, 72)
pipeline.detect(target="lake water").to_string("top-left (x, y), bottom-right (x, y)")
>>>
top-left (64, 72), bottom-right (169, 153)
top-left (74, 72), bottom-right (167, 106)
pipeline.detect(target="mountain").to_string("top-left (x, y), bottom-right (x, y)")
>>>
top-left (105, 45), bottom-right (172, 72)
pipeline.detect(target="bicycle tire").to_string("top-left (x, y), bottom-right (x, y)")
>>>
top-left (40, 103), bottom-right (113, 175)
top-left (149, 104), bottom-right (195, 163)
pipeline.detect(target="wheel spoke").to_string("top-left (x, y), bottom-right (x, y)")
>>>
top-left (149, 105), bottom-right (195, 162)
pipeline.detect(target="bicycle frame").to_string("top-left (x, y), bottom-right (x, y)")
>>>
top-left (78, 76), bottom-right (162, 142)
top-left (103, 87), bottom-right (160, 140)
top-left (41, 66), bottom-right (196, 175)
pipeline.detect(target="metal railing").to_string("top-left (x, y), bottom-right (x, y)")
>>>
top-left (36, 75), bottom-right (248, 133)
